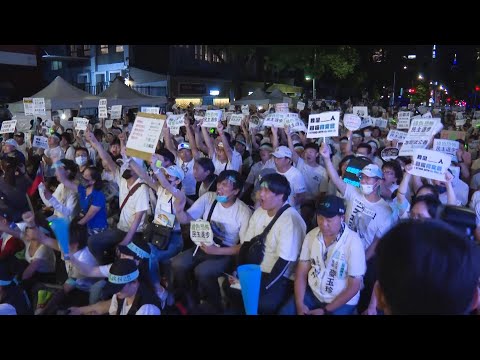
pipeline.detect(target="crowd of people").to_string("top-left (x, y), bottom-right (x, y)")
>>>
top-left (0, 101), bottom-right (479, 316)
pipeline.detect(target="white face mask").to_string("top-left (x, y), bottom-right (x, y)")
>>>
top-left (102, 170), bottom-right (114, 182)
top-left (360, 183), bottom-right (376, 195)
top-left (75, 156), bottom-right (87, 166)
top-left (364, 131), bottom-right (372, 138)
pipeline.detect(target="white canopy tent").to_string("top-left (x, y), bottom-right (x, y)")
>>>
top-left (268, 89), bottom-right (292, 105)
top-left (8, 76), bottom-right (101, 112)
top-left (232, 88), bottom-right (270, 105)
top-left (98, 77), bottom-right (167, 107)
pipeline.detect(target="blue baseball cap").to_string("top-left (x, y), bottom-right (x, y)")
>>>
top-left (361, 164), bottom-right (384, 179)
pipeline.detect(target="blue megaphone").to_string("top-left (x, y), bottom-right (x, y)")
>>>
top-left (237, 264), bottom-right (262, 315)
top-left (48, 217), bottom-right (70, 256)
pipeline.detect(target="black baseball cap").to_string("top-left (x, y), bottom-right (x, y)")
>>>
top-left (117, 238), bottom-right (151, 261)
top-left (103, 259), bottom-right (139, 296)
top-left (316, 195), bottom-right (346, 218)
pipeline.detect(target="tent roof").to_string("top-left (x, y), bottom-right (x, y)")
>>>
top-left (232, 88), bottom-right (270, 105)
top-left (268, 89), bottom-right (292, 104)
top-left (98, 77), bottom-right (167, 106)
top-left (9, 76), bottom-right (101, 111)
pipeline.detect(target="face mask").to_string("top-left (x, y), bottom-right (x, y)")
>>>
top-left (75, 156), bottom-right (87, 166)
top-left (122, 169), bottom-right (133, 180)
top-left (364, 131), bottom-right (372, 137)
top-left (361, 183), bottom-right (376, 195)
top-left (435, 185), bottom-right (447, 194)
top-left (216, 195), bottom-right (229, 203)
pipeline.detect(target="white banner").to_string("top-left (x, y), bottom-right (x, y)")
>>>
top-left (343, 114), bottom-right (361, 131)
top-left (307, 111), bottom-right (340, 139)
top-left (359, 117), bottom-right (375, 129)
top-left (201, 110), bottom-right (222, 128)
top-left (397, 112), bottom-right (412, 129)
top-left (33, 135), bottom-right (49, 149)
top-left (0, 120), bottom-right (17, 134)
top-left (433, 139), bottom-right (459, 162)
top-left (408, 149), bottom-right (451, 182)
top-left (74, 117), bottom-right (89, 131)
top-left (386, 129), bottom-right (407, 142)
top-left (398, 118), bottom-right (438, 156)
top-left (12, 114), bottom-right (32, 132)
top-left (285, 113), bottom-right (307, 132)
top-left (141, 107), bottom-right (160, 115)
top-left (33, 98), bottom-right (46, 116)
top-left (375, 118), bottom-right (388, 129)
top-left (110, 105), bottom-right (122, 120)
top-left (263, 113), bottom-right (287, 128)
top-left (228, 114), bottom-right (244, 126)
top-left (275, 103), bottom-right (289, 113)
top-left (248, 115), bottom-right (263, 131)
top-left (126, 113), bottom-right (165, 159)
top-left (352, 106), bottom-right (368, 118)
top-left (98, 99), bottom-right (108, 119)
top-left (296, 101), bottom-right (305, 111)
top-left (422, 111), bottom-right (432, 119)
top-left (23, 98), bottom-right (34, 116)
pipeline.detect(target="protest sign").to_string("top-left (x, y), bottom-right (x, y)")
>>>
top-left (307, 112), bottom-right (340, 139)
top-left (353, 106), bottom-right (368, 118)
top-left (433, 139), bottom-right (459, 162)
top-left (408, 149), bottom-right (451, 182)
top-left (343, 114), bottom-right (361, 131)
top-left (0, 120), bottom-right (17, 134)
top-left (201, 110), bottom-right (222, 128)
top-left (110, 105), bottom-right (122, 120)
top-left (33, 135), bottom-right (48, 149)
top-left (125, 113), bottom-right (166, 161)
top-left (398, 118), bottom-right (437, 156)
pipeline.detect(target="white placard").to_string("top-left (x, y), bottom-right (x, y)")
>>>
top-left (248, 115), bottom-right (263, 131)
top-left (398, 118), bottom-right (438, 156)
top-left (190, 220), bottom-right (214, 247)
top-left (274, 103), bottom-right (289, 113)
top-left (375, 118), bottom-right (388, 129)
top-left (166, 114), bottom-right (185, 136)
top-left (110, 105), bottom-right (122, 120)
top-left (33, 98), bottom-right (46, 116)
top-left (23, 98), bottom-right (34, 116)
top-left (74, 117), bottom-right (89, 131)
top-left (202, 110), bottom-right (222, 128)
top-left (141, 107), bottom-right (160, 115)
top-left (228, 105), bottom-right (235, 111)
top-left (359, 117), bottom-right (375, 129)
top-left (0, 120), bottom-right (17, 134)
top-left (433, 139), bottom-right (459, 162)
top-left (105, 120), bottom-right (113, 129)
top-left (98, 98), bottom-right (107, 118)
top-left (241, 105), bottom-right (249, 115)
top-left (223, 111), bottom-right (233, 122)
top-left (284, 113), bottom-right (307, 132)
top-left (422, 111), bottom-right (432, 119)
top-left (228, 114), bottom-right (244, 126)
top-left (99, 99), bottom-right (107, 108)
top-left (12, 114), bottom-right (32, 132)
top-left (343, 114), bottom-right (361, 131)
top-left (193, 115), bottom-right (204, 122)
top-left (381, 147), bottom-right (400, 161)
top-left (386, 129), bottom-right (407, 142)
top-left (263, 113), bottom-right (287, 128)
top-left (408, 149), bottom-right (451, 182)
top-left (353, 106), bottom-right (368, 118)
top-left (397, 112), bottom-right (412, 129)
top-left (33, 135), bottom-right (49, 149)
top-left (307, 111), bottom-right (340, 139)
top-left (296, 101), bottom-right (305, 111)
top-left (126, 113), bottom-right (165, 160)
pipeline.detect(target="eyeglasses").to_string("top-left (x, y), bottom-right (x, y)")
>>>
top-left (383, 171), bottom-right (395, 176)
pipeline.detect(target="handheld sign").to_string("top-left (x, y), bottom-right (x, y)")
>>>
top-left (125, 112), bottom-right (166, 161)
top-left (353, 106), bottom-right (368, 118)
top-left (104, 120), bottom-right (113, 129)
top-left (110, 105), bottom-right (122, 120)
top-left (433, 139), bottom-right (459, 162)
top-left (74, 117), bottom-right (89, 131)
top-left (343, 114), bottom-right (361, 131)
top-left (274, 103), bottom-right (289, 113)
top-left (296, 101), bottom-right (305, 111)
top-left (33, 136), bottom-right (49, 149)
top-left (23, 98), bottom-right (34, 116)
top-left (201, 110), bottom-right (222, 128)
top-left (0, 120), bottom-right (17, 134)
top-left (408, 149), bottom-right (451, 182)
top-left (307, 111), bottom-right (340, 139)
top-left (398, 118), bottom-right (438, 156)
top-left (33, 98), bottom-right (46, 116)
top-left (342, 156), bottom-right (371, 188)
top-left (98, 99), bottom-right (108, 119)
top-left (397, 112), bottom-right (412, 130)
top-left (381, 147), bottom-right (399, 162)
top-left (228, 114), bottom-right (245, 126)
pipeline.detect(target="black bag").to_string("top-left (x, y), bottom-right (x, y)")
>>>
top-left (143, 223), bottom-right (172, 250)
top-left (238, 204), bottom-right (290, 265)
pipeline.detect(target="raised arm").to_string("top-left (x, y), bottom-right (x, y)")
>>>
top-left (184, 116), bottom-right (201, 160)
top-left (396, 164), bottom-right (412, 216)
top-left (173, 190), bottom-right (193, 224)
top-left (55, 164), bottom-right (78, 192)
top-left (319, 142), bottom-right (347, 196)
top-left (201, 123), bottom-right (215, 158)
top-left (85, 128), bottom-right (116, 173)
top-left (151, 154), bottom-right (181, 196)
top-left (217, 122), bottom-right (233, 162)
top-left (163, 120), bottom-right (178, 158)
top-left (128, 157), bottom-right (158, 192)
top-left (444, 170), bottom-right (458, 205)
top-left (271, 126), bottom-right (279, 151)
top-left (284, 125), bottom-right (300, 165)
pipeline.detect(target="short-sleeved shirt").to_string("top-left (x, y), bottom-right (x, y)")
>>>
top-left (154, 187), bottom-right (181, 231)
top-left (242, 205), bottom-right (306, 279)
top-left (78, 185), bottom-right (108, 230)
top-left (177, 157), bottom-right (196, 196)
top-left (295, 158), bottom-right (328, 198)
top-left (343, 184), bottom-right (393, 250)
top-left (277, 166), bottom-right (307, 212)
top-left (301, 226), bottom-right (366, 305)
top-left (24, 242), bottom-right (56, 273)
top-left (187, 192), bottom-right (252, 247)
top-left (212, 150), bottom-right (242, 175)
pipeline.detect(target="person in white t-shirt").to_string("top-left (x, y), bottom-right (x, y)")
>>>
top-left (227, 173), bottom-right (306, 314)
top-left (13, 133), bottom-right (28, 160)
top-left (279, 195), bottom-right (366, 315)
top-left (271, 146), bottom-right (307, 212)
top-left (379, 161), bottom-right (402, 202)
top-left (86, 129), bottom-right (150, 264)
top-left (40, 132), bottom-right (65, 178)
top-left (243, 141), bottom-right (276, 205)
top-left (171, 170), bottom-right (252, 312)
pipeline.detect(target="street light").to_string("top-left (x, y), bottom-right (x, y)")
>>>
top-left (418, 74), bottom-right (424, 80)
top-left (305, 75), bottom-right (316, 100)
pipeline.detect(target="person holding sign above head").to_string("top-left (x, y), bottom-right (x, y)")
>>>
top-left (201, 121), bottom-right (242, 175)
top-left (320, 142), bottom-right (393, 314)
top-left (40, 131), bottom-right (64, 178)
top-left (171, 170), bottom-right (252, 313)
top-left (85, 128), bottom-right (150, 265)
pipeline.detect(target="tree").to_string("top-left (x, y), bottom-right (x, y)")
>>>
top-left (410, 82), bottom-right (429, 105)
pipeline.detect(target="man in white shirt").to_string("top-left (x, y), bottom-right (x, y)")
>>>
top-left (41, 132), bottom-right (65, 178)
top-left (279, 195), bottom-right (366, 315)
top-left (271, 146), bottom-right (307, 212)
top-left (171, 170), bottom-right (252, 313)
top-left (86, 129), bottom-right (150, 264)
top-left (13, 133), bottom-right (28, 160)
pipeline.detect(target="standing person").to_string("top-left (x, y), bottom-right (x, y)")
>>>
top-left (279, 195), bottom-right (366, 315)
top-left (40, 132), bottom-right (65, 178)
top-left (59, 133), bottom-right (76, 161)
top-left (13, 133), bottom-right (28, 160)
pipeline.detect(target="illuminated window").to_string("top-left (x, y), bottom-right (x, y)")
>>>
top-left (69, 45), bottom-right (77, 57)
top-left (100, 45), bottom-right (109, 55)
top-left (195, 45), bottom-right (203, 60)
top-left (51, 61), bottom-right (62, 70)
top-left (83, 45), bottom-right (90, 57)
top-left (116, 45), bottom-right (124, 53)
